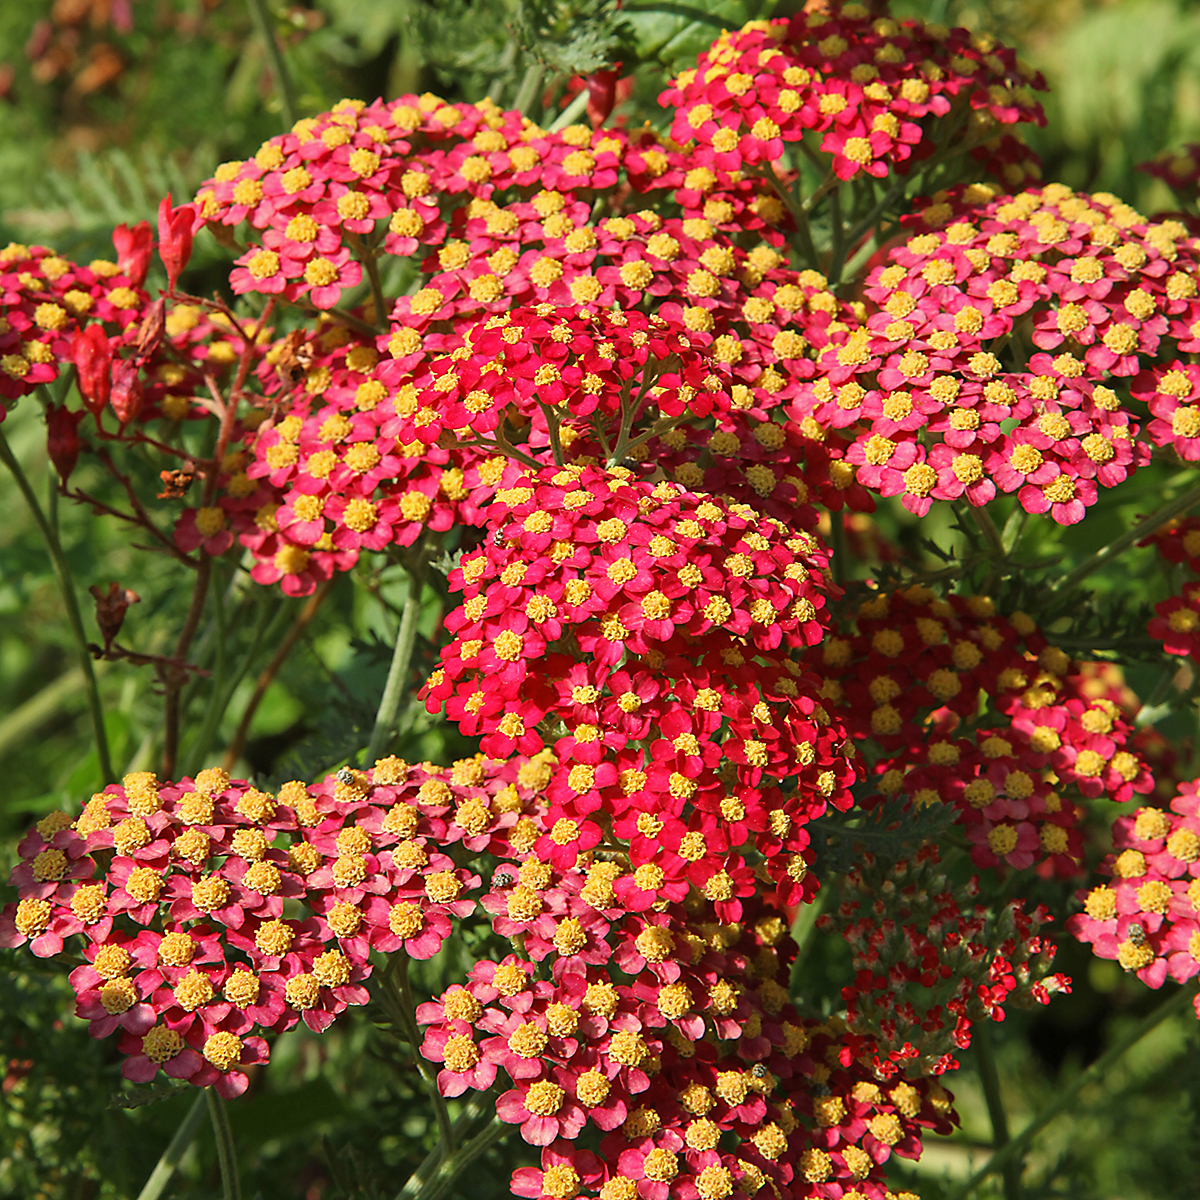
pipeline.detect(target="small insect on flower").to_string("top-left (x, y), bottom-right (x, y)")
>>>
top-left (336, 767), bottom-right (357, 785)
top-left (1127, 922), bottom-right (1147, 946)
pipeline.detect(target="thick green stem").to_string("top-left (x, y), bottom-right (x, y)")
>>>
top-left (206, 1088), bottom-right (242, 1200)
top-left (359, 244), bottom-right (390, 330)
top-left (396, 1116), bottom-right (508, 1200)
top-left (135, 1090), bottom-right (207, 1200)
top-left (1054, 478), bottom-right (1200, 594)
top-left (946, 983), bottom-right (1196, 1200)
top-left (0, 427), bottom-right (114, 784)
top-left (973, 1021), bottom-right (1021, 1200)
top-left (972, 505), bottom-right (1006, 559)
top-left (829, 508), bottom-right (847, 586)
top-left (365, 550), bottom-right (429, 764)
top-left (244, 0), bottom-right (297, 129)
top-left (512, 62), bottom-right (544, 117)
top-left (549, 87), bottom-right (590, 131)
top-left (393, 956), bottom-right (456, 1151)
top-left (788, 887), bottom-right (827, 997)
top-left (397, 1092), bottom-right (493, 1199)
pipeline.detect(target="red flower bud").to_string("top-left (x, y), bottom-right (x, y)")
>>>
top-left (46, 405), bottom-right (86, 486)
top-left (110, 359), bottom-right (143, 425)
top-left (586, 67), bottom-right (621, 127)
top-left (112, 219), bottom-right (154, 287)
top-left (157, 195), bottom-right (196, 292)
top-left (71, 325), bottom-right (112, 415)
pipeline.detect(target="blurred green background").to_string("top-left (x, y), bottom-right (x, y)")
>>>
top-left (3, 1), bottom-right (1200, 1198)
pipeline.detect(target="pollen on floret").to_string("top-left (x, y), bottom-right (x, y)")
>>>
top-left (100, 977), bottom-right (138, 1015)
top-left (524, 1080), bottom-right (565, 1116)
top-left (1117, 939), bottom-right (1155, 972)
top-left (987, 824), bottom-right (1019, 856)
top-left (223, 968), bottom-right (260, 1009)
top-left (1113, 848), bottom-right (1147, 878)
top-left (14, 897), bottom-right (52, 937)
top-left (87, 945), bottom-right (131, 984)
top-left (203, 1031), bottom-right (244, 1072)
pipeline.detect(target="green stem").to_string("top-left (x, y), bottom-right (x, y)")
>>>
top-left (972, 506), bottom-right (1006, 558)
top-left (206, 1088), bottom-right (242, 1200)
top-left (827, 182), bottom-right (846, 285)
top-left (758, 160), bottom-right (819, 269)
top-left (512, 62), bottom-right (544, 117)
top-left (181, 587), bottom-right (278, 778)
top-left (946, 983), bottom-right (1196, 1200)
top-left (244, 0), bottom-right (297, 129)
top-left (788, 887), bottom-right (827, 997)
top-left (135, 1090), bottom-right (207, 1200)
top-left (973, 1021), bottom-right (1021, 1200)
top-left (220, 581), bottom-right (331, 774)
top-left (398, 1092), bottom-right (494, 1199)
top-left (0, 427), bottom-right (114, 784)
top-left (393, 956), bottom-right (456, 1151)
top-left (398, 1116), bottom-right (508, 1200)
top-left (163, 555), bottom-right (211, 778)
top-left (365, 548), bottom-right (429, 763)
top-left (537, 401), bottom-right (566, 467)
top-left (359, 244), bottom-right (390, 331)
top-left (829, 508), bottom-right (847, 586)
top-left (1054, 478), bottom-right (1200, 593)
top-left (549, 87), bottom-right (590, 131)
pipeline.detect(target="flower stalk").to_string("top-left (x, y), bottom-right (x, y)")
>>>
top-left (0, 426), bottom-right (114, 784)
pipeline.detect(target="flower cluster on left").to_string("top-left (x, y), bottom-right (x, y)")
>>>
top-left (0, 759), bottom-right (531, 1097)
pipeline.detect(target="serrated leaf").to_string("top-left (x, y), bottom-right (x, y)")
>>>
top-left (512, 0), bottom-right (630, 76)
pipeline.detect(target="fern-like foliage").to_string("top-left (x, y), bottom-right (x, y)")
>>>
top-left (512, 0), bottom-right (630, 75)
top-left (809, 793), bottom-right (957, 878)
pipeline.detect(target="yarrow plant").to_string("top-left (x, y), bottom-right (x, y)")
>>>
top-left (6, 2), bottom-right (1200, 1198)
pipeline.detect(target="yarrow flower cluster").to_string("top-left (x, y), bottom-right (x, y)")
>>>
top-left (787, 184), bottom-right (1200, 524)
top-left (9, 2), bottom-right (1200, 1195)
top-left (816, 586), bottom-right (1152, 875)
top-left (425, 465), bottom-right (853, 909)
top-left (660, 7), bottom-right (1045, 188)
top-left (2, 744), bottom-right (965, 1199)
top-left (0, 758), bottom-right (544, 1095)
top-left (1069, 779), bottom-right (1200, 1009)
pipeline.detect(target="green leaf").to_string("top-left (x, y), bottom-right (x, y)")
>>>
top-left (512, 0), bottom-right (630, 76)
top-left (624, 0), bottom-right (754, 66)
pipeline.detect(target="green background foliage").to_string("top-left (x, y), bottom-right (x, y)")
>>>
top-left (2, 1), bottom-right (1200, 1197)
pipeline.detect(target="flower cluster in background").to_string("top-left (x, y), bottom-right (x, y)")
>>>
top-left (818, 587), bottom-right (1153, 875)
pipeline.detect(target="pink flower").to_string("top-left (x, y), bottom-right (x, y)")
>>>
top-left (496, 1068), bottom-right (587, 1145)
